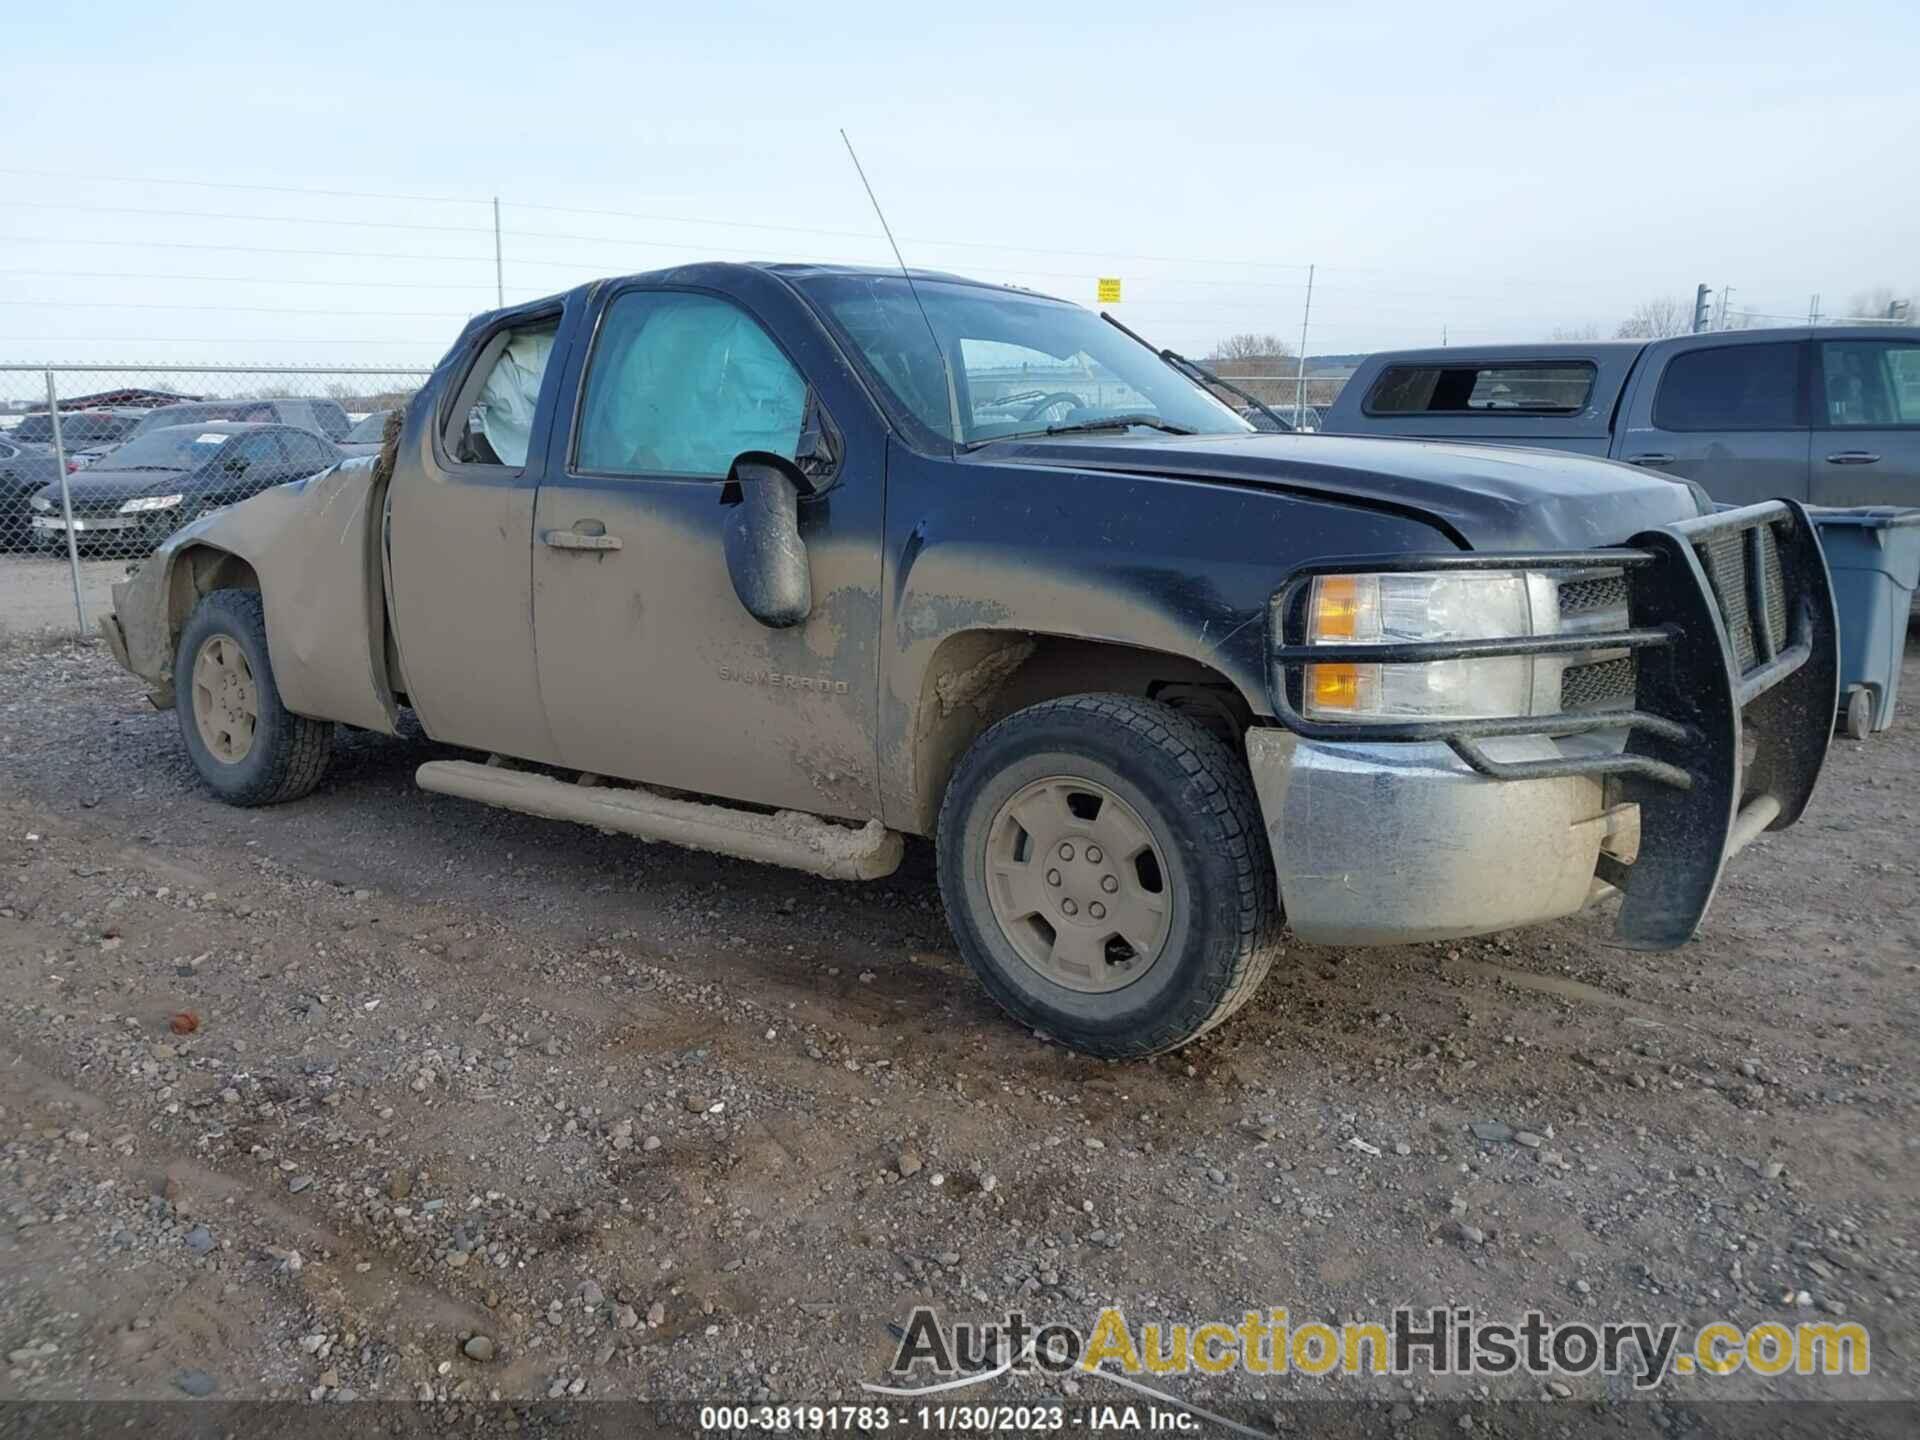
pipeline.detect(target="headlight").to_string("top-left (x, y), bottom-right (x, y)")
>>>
top-left (1294, 570), bottom-right (1561, 721)
top-left (118, 493), bottom-right (184, 514)
top-left (29, 493), bottom-right (51, 511)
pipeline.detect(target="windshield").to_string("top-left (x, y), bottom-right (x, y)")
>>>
top-left (791, 274), bottom-right (1252, 448)
top-left (344, 410), bottom-right (391, 443)
top-left (92, 427), bottom-right (228, 472)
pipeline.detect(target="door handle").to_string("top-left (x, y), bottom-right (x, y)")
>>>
top-left (1825, 451), bottom-right (1881, 465)
top-left (1626, 453), bottom-right (1675, 467)
top-left (543, 526), bottom-right (623, 551)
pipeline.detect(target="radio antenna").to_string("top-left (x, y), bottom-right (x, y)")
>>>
top-left (839, 129), bottom-right (961, 452)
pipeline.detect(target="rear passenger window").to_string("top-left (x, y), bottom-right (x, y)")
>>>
top-left (575, 291), bottom-right (806, 477)
top-left (449, 319), bottom-right (560, 467)
top-left (1652, 342), bottom-right (1806, 430)
top-left (1820, 340), bottom-right (1920, 427)
top-left (1364, 362), bottom-right (1595, 415)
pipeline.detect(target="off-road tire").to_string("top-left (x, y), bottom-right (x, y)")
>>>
top-left (174, 588), bottom-right (333, 806)
top-left (937, 694), bottom-right (1282, 1058)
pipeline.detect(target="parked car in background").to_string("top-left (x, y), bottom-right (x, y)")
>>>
top-left (120, 397), bottom-right (353, 447)
top-left (0, 434), bottom-right (63, 551)
top-left (29, 422), bottom-right (343, 558)
top-left (337, 409), bottom-right (393, 458)
top-left (1321, 327), bottom-right (1920, 507)
top-left (11, 408), bottom-right (145, 459)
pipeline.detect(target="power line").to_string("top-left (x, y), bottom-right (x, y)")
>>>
top-left (0, 165), bottom-right (1329, 274)
top-left (0, 334), bottom-right (439, 346)
top-left (0, 166), bottom-right (485, 208)
top-left (0, 298), bottom-right (473, 318)
top-left (0, 199), bottom-right (496, 235)
top-left (509, 196), bottom-right (1318, 272)
top-left (0, 267), bottom-right (499, 293)
top-left (0, 170), bottom-right (1736, 312)
top-left (496, 225), bottom-right (1318, 291)
top-left (0, 233), bottom-right (502, 266)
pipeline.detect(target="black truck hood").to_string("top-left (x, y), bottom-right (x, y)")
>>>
top-left (981, 431), bottom-right (1703, 550)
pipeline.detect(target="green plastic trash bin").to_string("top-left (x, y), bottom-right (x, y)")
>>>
top-left (1810, 507), bottom-right (1920, 739)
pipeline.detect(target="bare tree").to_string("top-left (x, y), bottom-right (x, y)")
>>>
top-left (1208, 333), bottom-right (1295, 364)
top-left (1615, 297), bottom-right (1696, 339)
top-left (1548, 323), bottom-right (1601, 342)
top-left (1847, 285), bottom-right (1914, 322)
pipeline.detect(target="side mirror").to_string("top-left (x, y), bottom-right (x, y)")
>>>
top-left (720, 452), bottom-right (813, 629)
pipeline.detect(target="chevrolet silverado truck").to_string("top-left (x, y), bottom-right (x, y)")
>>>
top-left (100, 264), bottom-right (1840, 1058)
top-left (1320, 326), bottom-right (1920, 507)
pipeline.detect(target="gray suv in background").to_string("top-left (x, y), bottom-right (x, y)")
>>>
top-left (1321, 327), bottom-right (1920, 508)
top-left (118, 396), bottom-right (352, 446)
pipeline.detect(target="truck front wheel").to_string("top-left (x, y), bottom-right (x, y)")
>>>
top-left (173, 588), bottom-right (334, 807)
top-left (937, 694), bottom-right (1282, 1058)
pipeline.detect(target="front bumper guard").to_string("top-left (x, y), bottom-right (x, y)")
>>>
top-left (1264, 499), bottom-right (1839, 949)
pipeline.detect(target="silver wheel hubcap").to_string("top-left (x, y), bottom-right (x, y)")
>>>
top-left (191, 635), bottom-right (259, 764)
top-left (985, 776), bottom-right (1173, 993)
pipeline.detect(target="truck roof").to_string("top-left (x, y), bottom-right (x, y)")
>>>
top-left (1372, 325), bottom-right (1919, 364)
top-left (468, 261), bottom-right (1070, 335)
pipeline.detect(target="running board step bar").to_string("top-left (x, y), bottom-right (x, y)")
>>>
top-left (415, 760), bottom-right (904, 881)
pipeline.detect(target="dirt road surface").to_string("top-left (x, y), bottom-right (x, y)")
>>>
top-left (0, 634), bottom-right (1913, 1430)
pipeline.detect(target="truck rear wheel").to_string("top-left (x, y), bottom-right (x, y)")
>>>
top-left (173, 588), bottom-right (334, 807)
top-left (937, 694), bottom-right (1282, 1058)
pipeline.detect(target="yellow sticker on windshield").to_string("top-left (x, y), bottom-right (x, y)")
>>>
top-left (1096, 277), bottom-right (1122, 304)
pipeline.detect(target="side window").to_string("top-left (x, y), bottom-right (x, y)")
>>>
top-left (575, 292), bottom-right (806, 477)
top-left (1820, 340), bottom-right (1920, 427)
top-left (298, 433), bottom-right (338, 468)
top-left (279, 432), bottom-right (319, 470)
top-left (449, 319), bottom-right (560, 467)
top-left (218, 436), bottom-right (262, 477)
top-left (1652, 342), bottom-right (1806, 431)
top-left (1365, 361), bottom-right (1596, 415)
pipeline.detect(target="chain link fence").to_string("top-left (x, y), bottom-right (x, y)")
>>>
top-left (1208, 371), bottom-right (1353, 430)
top-left (0, 365), bottom-right (430, 636)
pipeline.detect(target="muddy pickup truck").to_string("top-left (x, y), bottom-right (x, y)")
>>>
top-left (101, 263), bottom-right (1840, 1057)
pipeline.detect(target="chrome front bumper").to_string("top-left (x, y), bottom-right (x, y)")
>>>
top-left (32, 514), bottom-right (140, 532)
top-left (1246, 728), bottom-right (1636, 946)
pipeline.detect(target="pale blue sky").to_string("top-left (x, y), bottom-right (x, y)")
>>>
top-left (0, 0), bottom-right (1913, 364)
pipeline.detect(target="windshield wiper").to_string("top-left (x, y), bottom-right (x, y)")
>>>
top-left (962, 414), bottom-right (1195, 448)
top-left (1042, 414), bottom-right (1194, 438)
top-left (1100, 312), bottom-right (1297, 433)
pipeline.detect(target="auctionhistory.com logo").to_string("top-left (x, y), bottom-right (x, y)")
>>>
top-left (868, 1305), bottom-right (1872, 1396)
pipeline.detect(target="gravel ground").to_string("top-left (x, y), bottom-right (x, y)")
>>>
top-left (0, 633), bottom-right (1913, 1428)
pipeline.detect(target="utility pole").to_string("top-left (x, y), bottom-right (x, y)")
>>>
top-left (1692, 283), bottom-right (1713, 333)
top-left (1293, 263), bottom-right (1314, 429)
top-left (493, 197), bottom-right (505, 309)
top-left (1808, 293), bottom-right (1821, 326)
top-left (1719, 286), bottom-right (1734, 331)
